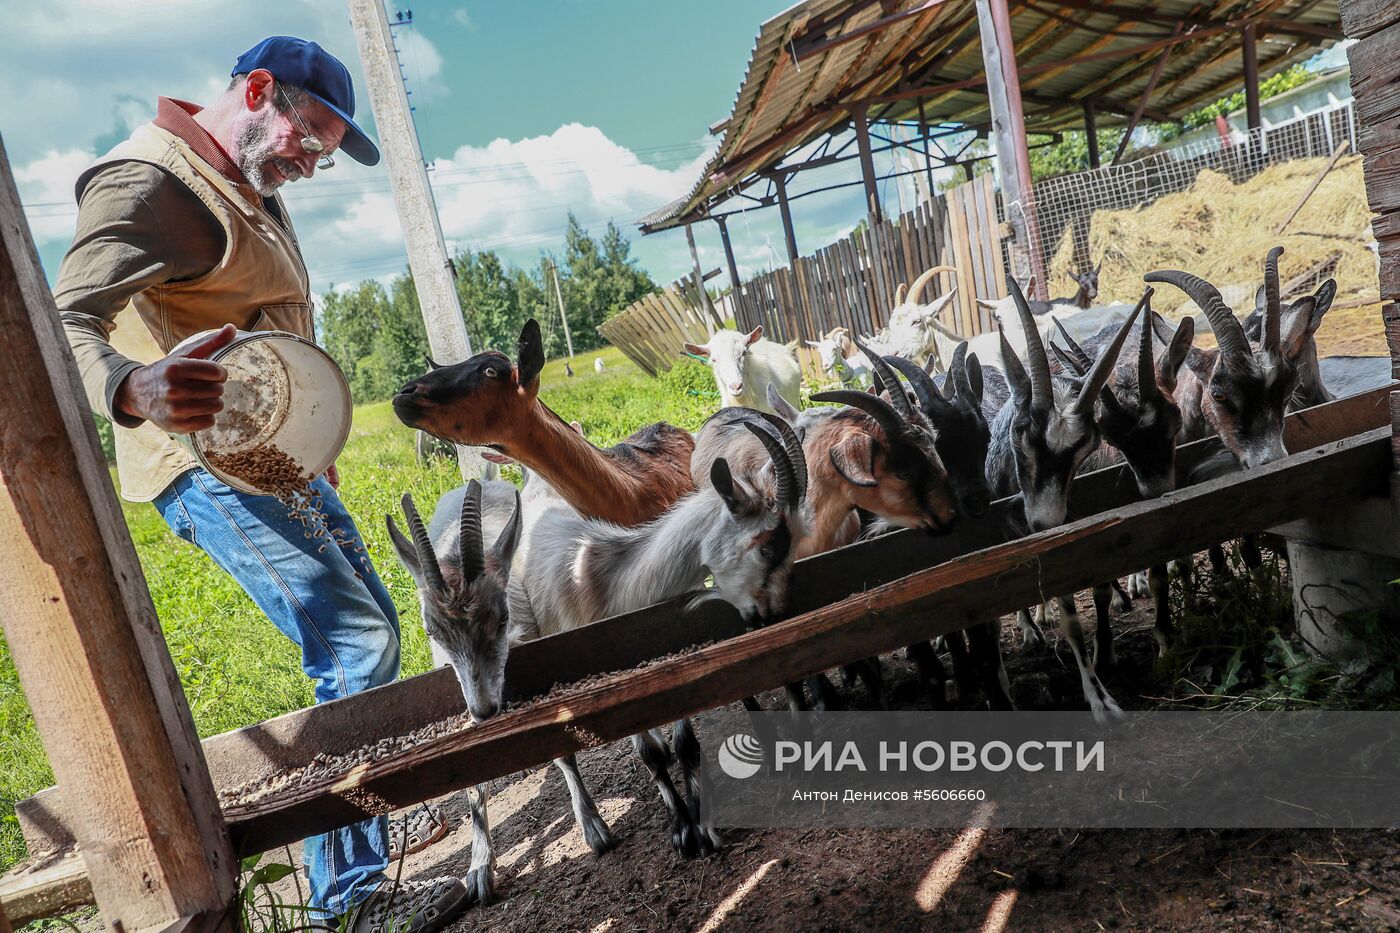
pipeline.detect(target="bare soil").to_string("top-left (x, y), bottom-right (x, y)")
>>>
top-left (373, 595), bottom-right (1400, 933)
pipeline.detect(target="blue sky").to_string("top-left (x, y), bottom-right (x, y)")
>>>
top-left (2, 0), bottom-right (895, 304)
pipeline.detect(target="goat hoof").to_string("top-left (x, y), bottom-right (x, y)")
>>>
top-left (696, 824), bottom-right (723, 857)
top-left (583, 814), bottom-right (618, 855)
top-left (463, 866), bottom-right (496, 906)
top-left (1094, 651), bottom-right (1117, 676)
top-left (1110, 590), bottom-right (1131, 612)
top-left (1020, 628), bottom-right (1046, 651)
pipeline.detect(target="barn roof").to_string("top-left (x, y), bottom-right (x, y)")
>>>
top-left (639, 0), bottom-right (1342, 233)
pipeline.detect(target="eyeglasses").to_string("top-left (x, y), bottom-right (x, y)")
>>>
top-left (278, 86), bottom-right (335, 171)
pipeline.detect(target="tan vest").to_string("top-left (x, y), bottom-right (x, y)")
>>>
top-left (79, 123), bottom-right (313, 501)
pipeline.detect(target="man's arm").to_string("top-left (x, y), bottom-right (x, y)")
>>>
top-left (53, 161), bottom-right (223, 427)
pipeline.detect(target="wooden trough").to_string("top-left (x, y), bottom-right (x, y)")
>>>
top-left (4, 2), bottom-right (1400, 928)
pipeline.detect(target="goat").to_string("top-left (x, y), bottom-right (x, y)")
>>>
top-left (684, 325), bottom-right (802, 413)
top-left (1144, 247), bottom-right (1311, 468)
top-left (392, 319), bottom-right (696, 527)
top-left (1031, 260), bottom-right (1101, 313)
top-left (859, 264), bottom-right (962, 371)
top-left (1049, 307), bottom-right (1195, 663)
top-left (594, 357), bottom-right (606, 374)
top-left (980, 277), bottom-right (1144, 719)
top-left (807, 327), bottom-right (872, 387)
top-left (1241, 278), bottom-right (1338, 410)
top-left (971, 286), bottom-right (1134, 373)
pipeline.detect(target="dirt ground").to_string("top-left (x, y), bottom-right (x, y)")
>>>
top-left (361, 594), bottom-right (1400, 933)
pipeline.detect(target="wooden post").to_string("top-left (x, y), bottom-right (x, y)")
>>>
top-left (0, 898), bottom-right (11, 933)
top-left (851, 103), bottom-right (885, 224)
top-left (772, 172), bottom-right (801, 266)
top-left (685, 223), bottom-right (724, 330)
top-left (976, 0), bottom-right (1045, 297)
top-left (0, 139), bottom-right (236, 930)
top-left (1083, 101), bottom-right (1100, 168)
top-left (1111, 23), bottom-right (1182, 165)
top-left (548, 259), bottom-right (574, 359)
top-left (1243, 23), bottom-right (1262, 131)
top-left (345, 0), bottom-right (490, 480)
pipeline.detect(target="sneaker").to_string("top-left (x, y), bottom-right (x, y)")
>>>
top-left (346, 876), bottom-right (468, 933)
top-left (387, 803), bottom-right (450, 861)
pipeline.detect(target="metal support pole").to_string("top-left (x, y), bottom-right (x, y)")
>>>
top-left (976, 0), bottom-right (1045, 297)
top-left (917, 97), bottom-right (936, 201)
top-left (1083, 101), bottom-right (1100, 168)
top-left (346, 0), bottom-right (490, 480)
top-left (773, 173), bottom-right (801, 266)
top-left (716, 215), bottom-right (742, 294)
top-left (1243, 23), bottom-right (1262, 131)
top-left (851, 103), bottom-right (885, 223)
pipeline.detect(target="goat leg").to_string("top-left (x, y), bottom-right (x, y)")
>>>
top-left (1057, 595), bottom-right (1122, 723)
top-left (1109, 579), bottom-right (1132, 612)
top-left (854, 657), bottom-right (886, 709)
top-left (965, 619), bottom-right (1015, 710)
top-left (1016, 607), bottom-right (1048, 649)
top-left (1091, 584), bottom-right (1116, 674)
top-left (942, 631), bottom-right (981, 704)
top-left (906, 641), bottom-right (953, 709)
top-left (1208, 543), bottom-right (1229, 575)
top-left (463, 782), bottom-right (498, 904)
top-left (808, 672), bottom-right (846, 712)
top-left (554, 754), bottom-right (617, 855)
top-left (1149, 562), bottom-right (1173, 658)
top-left (673, 718), bottom-right (721, 856)
top-left (632, 728), bottom-right (703, 858)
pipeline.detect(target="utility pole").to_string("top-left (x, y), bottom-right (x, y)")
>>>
top-left (345, 0), bottom-right (491, 480)
top-left (549, 259), bottom-right (574, 360)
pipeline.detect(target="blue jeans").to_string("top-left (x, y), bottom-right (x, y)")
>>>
top-left (156, 469), bottom-right (399, 916)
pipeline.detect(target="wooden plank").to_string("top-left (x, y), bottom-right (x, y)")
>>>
top-left (0, 132), bottom-right (236, 929)
top-left (1, 856), bottom-right (92, 927)
top-left (948, 182), bottom-right (979, 336)
top-left (219, 427), bottom-right (1392, 853)
top-left (1340, 0), bottom-right (1400, 40)
top-left (983, 174), bottom-right (1009, 326)
top-left (22, 384), bottom-right (1393, 899)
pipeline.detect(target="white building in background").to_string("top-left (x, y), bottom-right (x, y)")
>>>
top-left (1163, 63), bottom-right (1355, 153)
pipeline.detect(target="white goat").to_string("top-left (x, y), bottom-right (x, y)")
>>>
top-left (859, 265), bottom-right (962, 371)
top-left (807, 326), bottom-right (872, 387)
top-left (594, 357), bottom-right (606, 373)
top-left (685, 326), bottom-right (802, 413)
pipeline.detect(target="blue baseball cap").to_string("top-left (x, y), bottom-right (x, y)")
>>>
top-left (232, 36), bottom-right (380, 166)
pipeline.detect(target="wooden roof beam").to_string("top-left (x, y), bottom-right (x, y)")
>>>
top-left (790, 0), bottom-right (952, 63)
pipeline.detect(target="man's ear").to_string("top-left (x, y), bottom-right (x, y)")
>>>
top-left (243, 69), bottom-right (276, 110)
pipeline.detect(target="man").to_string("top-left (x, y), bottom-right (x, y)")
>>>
top-left (54, 36), bottom-right (465, 930)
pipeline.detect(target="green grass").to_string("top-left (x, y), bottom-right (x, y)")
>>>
top-left (0, 347), bottom-right (711, 876)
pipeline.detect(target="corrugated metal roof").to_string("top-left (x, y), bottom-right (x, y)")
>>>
top-left (639, 0), bottom-right (1341, 232)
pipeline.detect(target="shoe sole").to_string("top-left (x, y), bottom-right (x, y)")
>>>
top-left (388, 812), bottom-right (451, 862)
top-left (418, 883), bottom-right (470, 933)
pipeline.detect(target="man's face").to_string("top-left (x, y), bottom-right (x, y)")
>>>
top-left (233, 86), bottom-right (346, 196)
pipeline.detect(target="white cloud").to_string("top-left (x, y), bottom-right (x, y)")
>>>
top-left (451, 8), bottom-right (476, 30)
top-left (15, 148), bottom-right (96, 243)
top-left (392, 28), bottom-right (448, 103)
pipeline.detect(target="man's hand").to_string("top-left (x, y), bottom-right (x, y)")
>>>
top-left (114, 324), bottom-right (236, 434)
top-left (325, 462), bottom-right (340, 490)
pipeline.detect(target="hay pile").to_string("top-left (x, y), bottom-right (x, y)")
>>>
top-left (1045, 154), bottom-right (1378, 318)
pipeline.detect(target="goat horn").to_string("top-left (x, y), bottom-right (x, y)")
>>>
top-left (459, 479), bottom-right (486, 583)
top-left (884, 354), bottom-right (951, 417)
top-left (811, 390), bottom-right (908, 451)
top-left (401, 493), bottom-right (446, 594)
top-left (1137, 293), bottom-right (1160, 400)
top-left (895, 282), bottom-right (908, 305)
top-left (853, 336), bottom-right (916, 421)
top-left (1006, 274), bottom-right (1053, 411)
top-left (1076, 289), bottom-right (1148, 415)
top-left (1263, 245), bottom-right (1283, 354)
top-left (744, 421), bottom-right (800, 509)
top-left (1050, 340), bottom-right (1087, 376)
top-left (910, 264), bottom-right (957, 304)
top-left (1050, 317), bottom-right (1091, 371)
top-left (1143, 269), bottom-right (1249, 362)
top-left (757, 411), bottom-right (808, 501)
top-left (950, 341), bottom-right (974, 400)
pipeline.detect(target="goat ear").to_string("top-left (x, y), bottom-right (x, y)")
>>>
top-left (490, 490), bottom-right (525, 578)
top-left (976, 299), bottom-right (996, 311)
top-left (805, 340), bottom-right (821, 347)
top-left (1159, 317), bottom-right (1195, 393)
top-left (745, 326), bottom-right (763, 346)
top-left (711, 458), bottom-right (749, 515)
top-left (767, 383), bottom-right (801, 423)
top-left (829, 435), bottom-right (878, 488)
top-left (964, 353), bottom-right (984, 405)
top-left (1280, 295), bottom-right (1316, 360)
top-left (1253, 283), bottom-right (1268, 316)
top-left (1184, 346), bottom-right (1216, 383)
top-left (424, 355), bottom-right (440, 371)
top-left (1308, 279), bottom-right (1337, 333)
top-left (385, 514), bottom-right (422, 580)
top-left (684, 342), bottom-right (710, 358)
top-left (516, 319), bottom-right (545, 389)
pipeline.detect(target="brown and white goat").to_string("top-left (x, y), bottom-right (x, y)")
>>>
top-left (393, 319), bottom-right (696, 526)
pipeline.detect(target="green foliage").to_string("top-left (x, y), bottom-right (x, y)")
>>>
top-left (93, 414), bottom-right (115, 463)
top-left (1028, 129), bottom-right (1129, 182)
top-left (1158, 64), bottom-right (1316, 142)
top-left (320, 216), bottom-right (657, 404)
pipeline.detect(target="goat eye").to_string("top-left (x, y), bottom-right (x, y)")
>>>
top-left (759, 543), bottom-right (775, 560)
top-left (1210, 387), bottom-right (1228, 404)
top-left (484, 367), bottom-right (498, 378)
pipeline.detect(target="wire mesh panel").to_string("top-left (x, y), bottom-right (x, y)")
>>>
top-left (1030, 101), bottom-right (1377, 316)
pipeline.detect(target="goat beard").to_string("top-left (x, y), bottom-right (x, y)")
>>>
top-left (234, 110), bottom-right (306, 197)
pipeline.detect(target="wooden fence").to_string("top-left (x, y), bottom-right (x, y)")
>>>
top-left (597, 273), bottom-right (718, 375)
top-left (730, 174), bottom-right (1009, 376)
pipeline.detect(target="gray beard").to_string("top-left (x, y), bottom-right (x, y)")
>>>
top-left (234, 113), bottom-right (305, 196)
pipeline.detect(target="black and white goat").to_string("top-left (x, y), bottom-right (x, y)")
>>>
top-left (982, 276), bottom-right (1144, 719)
